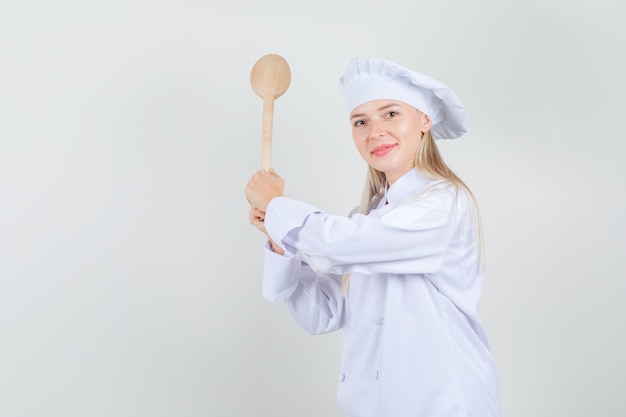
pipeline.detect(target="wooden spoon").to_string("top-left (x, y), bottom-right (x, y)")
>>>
top-left (250, 54), bottom-right (291, 170)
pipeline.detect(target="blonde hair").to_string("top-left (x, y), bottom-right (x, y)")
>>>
top-left (340, 130), bottom-right (484, 295)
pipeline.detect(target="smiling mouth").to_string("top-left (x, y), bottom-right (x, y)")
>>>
top-left (371, 144), bottom-right (396, 156)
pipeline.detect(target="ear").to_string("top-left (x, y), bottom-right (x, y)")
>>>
top-left (421, 114), bottom-right (432, 133)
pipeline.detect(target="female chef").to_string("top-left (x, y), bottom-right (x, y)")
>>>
top-left (245, 58), bottom-right (501, 417)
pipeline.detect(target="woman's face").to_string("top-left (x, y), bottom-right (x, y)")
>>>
top-left (350, 99), bottom-right (432, 186)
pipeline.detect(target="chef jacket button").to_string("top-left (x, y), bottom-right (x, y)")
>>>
top-left (339, 373), bottom-right (346, 382)
top-left (374, 371), bottom-right (379, 380)
top-left (376, 317), bottom-right (384, 325)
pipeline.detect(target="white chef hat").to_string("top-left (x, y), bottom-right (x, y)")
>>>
top-left (338, 58), bottom-right (467, 140)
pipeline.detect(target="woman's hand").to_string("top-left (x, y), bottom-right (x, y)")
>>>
top-left (248, 206), bottom-right (268, 234)
top-left (248, 206), bottom-right (285, 255)
top-left (245, 169), bottom-right (286, 255)
top-left (245, 168), bottom-right (285, 212)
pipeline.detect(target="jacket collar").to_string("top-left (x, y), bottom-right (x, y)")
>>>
top-left (382, 167), bottom-right (433, 206)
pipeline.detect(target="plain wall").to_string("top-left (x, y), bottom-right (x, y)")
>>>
top-left (1, 0), bottom-right (624, 416)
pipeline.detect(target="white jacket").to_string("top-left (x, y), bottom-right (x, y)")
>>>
top-left (262, 168), bottom-right (501, 417)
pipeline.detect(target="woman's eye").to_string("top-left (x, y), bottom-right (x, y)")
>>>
top-left (385, 111), bottom-right (398, 118)
top-left (353, 120), bottom-right (365, 127)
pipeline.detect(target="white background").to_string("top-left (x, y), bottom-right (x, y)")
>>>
top-left (1, 1), bottom-right (625, 416)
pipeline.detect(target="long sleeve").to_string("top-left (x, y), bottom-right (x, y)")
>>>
top-left (264, 186), bottom-right (459, 276)
top-left (262, 242), bottom-right (345, 335)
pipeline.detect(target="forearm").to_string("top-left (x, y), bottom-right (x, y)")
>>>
top-left (264, 195), bottom-right (455, 275)
top-left (263, 245), bottom-right (344, 335)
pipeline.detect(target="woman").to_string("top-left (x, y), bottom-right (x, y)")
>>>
top-left (245, 58), bottom-right (501, 417)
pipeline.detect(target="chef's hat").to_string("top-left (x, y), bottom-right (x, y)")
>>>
top-left (338, 58), bottom-right (467, 140)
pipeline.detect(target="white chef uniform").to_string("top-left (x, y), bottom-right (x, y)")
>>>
top-left (261, 167), bottom-right (501, 417)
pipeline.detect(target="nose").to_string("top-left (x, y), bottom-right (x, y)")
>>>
top-left (369, 119), bottom-right (385, 140)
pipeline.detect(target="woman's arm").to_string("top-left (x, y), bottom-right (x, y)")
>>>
top-left (264, 189), bottom-right (461, 276)
top-left (263, 243), bottom-right (345, 335)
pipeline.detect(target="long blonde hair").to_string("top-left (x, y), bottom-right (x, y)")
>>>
top-left (340, 130), bottom-right (484, 294)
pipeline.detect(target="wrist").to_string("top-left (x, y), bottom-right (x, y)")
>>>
top-left (269, 239), bottom-right (285, 255)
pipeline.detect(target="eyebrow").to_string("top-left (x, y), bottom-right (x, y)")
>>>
top-left (350, 103), bottom-right (401, 120)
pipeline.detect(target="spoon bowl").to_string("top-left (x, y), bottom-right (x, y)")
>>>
top-left (250, 54), bottom-right (291, 100)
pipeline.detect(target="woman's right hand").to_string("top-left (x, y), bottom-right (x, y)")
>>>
top-left (245, 168), bottom-right (285, 213)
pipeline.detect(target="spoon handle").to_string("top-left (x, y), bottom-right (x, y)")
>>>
top-left (261, 96), bottom-right (275, 170)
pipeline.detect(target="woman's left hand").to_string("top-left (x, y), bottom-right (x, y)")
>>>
top-left (248, 206), bottom-right (286, 255)
top-left (245, 168), bottom-right (285, 212)
top-left (248, 206), bottom-right (268, 234)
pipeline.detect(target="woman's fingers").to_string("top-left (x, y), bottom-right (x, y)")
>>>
top-left (248, 207), bottom-right (268, 234)
top-left (249, 207), bottom-right (265, 222)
